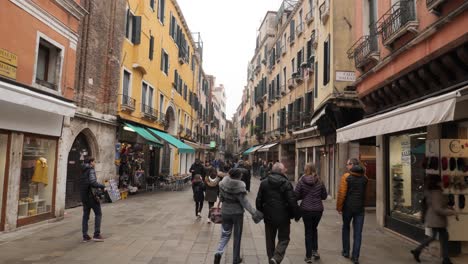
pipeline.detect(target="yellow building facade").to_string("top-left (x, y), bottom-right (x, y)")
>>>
top-left (118, 0), bottom-right (203, 176)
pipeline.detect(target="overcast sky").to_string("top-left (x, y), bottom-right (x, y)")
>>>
top-left (177, 0), bottom-right (284, 120)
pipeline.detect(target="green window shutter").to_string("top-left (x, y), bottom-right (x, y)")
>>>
top-left (125, 9), bottom-right (131, 37)
top-left (132, 16), bottom-right (141, 44)
top-left (160, 49), bottom-right (164, 71)
top-left (149, 35), bottom-right (154, 60)
top-left (290, 20), bottom-right (295, 40)
top-left (150, 0), bottom-right (155, 10)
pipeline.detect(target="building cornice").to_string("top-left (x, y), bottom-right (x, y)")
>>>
top-left (53, 0), bottom-right (88, 20)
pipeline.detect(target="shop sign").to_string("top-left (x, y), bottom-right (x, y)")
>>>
top-left (210, 141), bottom-right (216, 148)
top-left (0, 48), bottom-right (17, 80)
top-left (335, 71), bottom-right (356, 82)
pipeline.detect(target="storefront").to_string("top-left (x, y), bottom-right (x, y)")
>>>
top-left (0, 78), bottom-right (76, 230)
top-left (337, 86), bottom-right (468, 250)
top-left (117, 122), bottom-right (162, 192)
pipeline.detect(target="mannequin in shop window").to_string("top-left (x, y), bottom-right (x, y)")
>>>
top-left (30, 157), bottom-right (48, 199)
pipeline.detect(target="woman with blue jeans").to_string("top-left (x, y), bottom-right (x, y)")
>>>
top-left (214, 168), bottom-right (263, 264)
top-left (294, 163), bottom-right (327, 263)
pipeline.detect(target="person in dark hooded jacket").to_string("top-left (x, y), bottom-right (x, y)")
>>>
top-left (192, 174), bottom-right (205, 218)
top-left (80, 157), bottom-right (105, 242)
top-left (237, 160), bottom-right (251, 192)
top-left (337, 158), bottom-right (368, 264)
top-left (256, 162), bottom-right (300, 264)
top-left (190, 159), bottom-right (205, 181)
top-left (295, 163), bottom-right (327, 263)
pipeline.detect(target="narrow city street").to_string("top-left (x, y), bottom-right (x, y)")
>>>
top-left (0, 177), bottom-right (456, 264)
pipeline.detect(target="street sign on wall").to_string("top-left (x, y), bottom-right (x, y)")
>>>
top-left (335, 71), bottom-right (356, 82)
top-left (0, 48), bottom-right (17, 80)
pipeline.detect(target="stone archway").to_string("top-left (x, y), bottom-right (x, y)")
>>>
top-left (165, 106), bottom-right (177, 136)
top-left (65, 128), bottom-right (99, 208)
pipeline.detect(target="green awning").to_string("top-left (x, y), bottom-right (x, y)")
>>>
top-left (242, 146), bottom-right (256, 155)
top-left (124, 123), bottom-right (162, 146)
top-left (243, 145), bottom-right (264, 155)
top-left (148, 128), bottom-right (195, 154)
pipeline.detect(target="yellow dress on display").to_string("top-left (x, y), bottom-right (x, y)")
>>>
top-left (31, 157), bottom-right (48, 185)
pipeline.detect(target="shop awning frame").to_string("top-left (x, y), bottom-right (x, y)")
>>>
top-left (242, 144), bottom-right (264, 155)
top-left (336, 86), bottom-right (468, 143)
top-left (148, 128), bottom-right (195, 153)
top-left (257, 143), bottom-right (279, 152)
top-left (124, 123), bottom-right (162, 146)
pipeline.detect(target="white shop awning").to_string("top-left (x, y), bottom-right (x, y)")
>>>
top-left (310, 107), bottom-right (327, 126)
top-left (257, 143), bottom-right (279, 152)
top-left (0, 80), bottom-right (76, 137)
top-left (336, 86), bottom-right (468, 143)
top-left (0, 80), bottom-right (76, 116)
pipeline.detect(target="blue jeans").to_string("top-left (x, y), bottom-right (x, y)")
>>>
top-left (82, 198), bottom-right (102, 237)
top-left (216, 214), bottom-right (244, 263)
top-left (342, 211), bottom-right (365, 260)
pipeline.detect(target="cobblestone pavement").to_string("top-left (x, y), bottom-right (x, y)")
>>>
top-left (0, 177), bottom-right (464, 264)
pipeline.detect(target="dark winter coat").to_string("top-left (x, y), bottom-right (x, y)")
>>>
top-left (256, 172), bottom-right (300, 226)
top-left (337, 165), bottom-right (368, 213)
top-left (80, 164), bottom-right (105, 202)
top-left (205, 175), bottom-right (220, 202)
top-left (190, 162), bottom-right (205, 180)
top-left (192, 181), bottom-right (205, 202)
top-left (295, 174), bottom-right (327, 212)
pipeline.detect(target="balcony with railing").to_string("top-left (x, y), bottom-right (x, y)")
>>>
top-left (158, 112), bottom-right (166, 125)
top-left (141, 103), bottom-right (158, 120)
top-left (305, 7), bottom-right (315, 24)
top-left (121, 94), bottom-right (136, 112)
top-left (296, 23), bottom-right (304, 36)
top-left (347, 34), bottom-right (380, 69)
top-left (319, 0), bottom-right (330, 23)
top-left (377, 0), bottom-right (418, 47)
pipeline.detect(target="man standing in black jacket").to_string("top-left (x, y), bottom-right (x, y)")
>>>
top-left (80, 157), bottom-right (105, 242)
top-left (256, 162), bottom-right (300, 264)
top-left (190, 159), bottom-right (205, 181)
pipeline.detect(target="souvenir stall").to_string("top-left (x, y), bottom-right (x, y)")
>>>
top-left (114, 123), bottom-right (162, 198)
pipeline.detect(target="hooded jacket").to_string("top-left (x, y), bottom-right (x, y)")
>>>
top-left (219, 176), bottom-right (259, 219)
top-left (295, 174), bottom-right (327, 212)
top-left (204, 175), bottom-right (219, 202)
top-left (190, 162), bottom-right (205, 179)
top-left (256, 172), bottom-right (300, 225)
top-left (336, 165), bottom-right (368, 213)
top-left (192, 180), bottom-right (205, 202)
top-left (80, 163), bottom-right (105, 202)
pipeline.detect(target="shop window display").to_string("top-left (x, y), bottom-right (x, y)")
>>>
top-left (389, 131), bottom-right (426, 228)
top-left (18, 136), bottom-right (56, 219)
top-left (0, 134), bottom-right (7, 221)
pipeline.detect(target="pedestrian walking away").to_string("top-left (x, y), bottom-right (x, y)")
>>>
top-left (205, 167), bottom-right (221, 224)
top-left (337, 158), bottom-right (368, 264)
top-left (294, 163), bottom-right (327, 263)
top-left (411, 174), bottom-right (458, 264)
top-left (80, 157), bottom-right (106, 242)
top-left (237, 160), bottom-right (251, 192)
top-left (190, 159), bottom-right (205, 181)
top-left (214, 168), bottom-right (263, 264)
top-left (256, 162), bottom-right (300, 264)
top-left (192, 174), bottom-right (205, 218)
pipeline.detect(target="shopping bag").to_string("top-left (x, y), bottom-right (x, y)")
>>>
top-left (209, 201), bottom-right (222, 224)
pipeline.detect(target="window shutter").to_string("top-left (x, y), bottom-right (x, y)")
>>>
top-left (149, 35), bottom-right (154, 60)
top-left (132, 16), bottom-right (141, 44)
top-left (170, 14), bottom-right (174, 38)
top-left (290, 20), bottom-right (295, 40)
top-left (161, 0), bottom-right (165, 24)
top-left (174, 69), bottom-right (178, 87)
top-left (125, 9), bottom-right (131, 37)
top-left (150, 0), bottom-right (155, 10)
top-left (160, 49), bottom-right (164, 71)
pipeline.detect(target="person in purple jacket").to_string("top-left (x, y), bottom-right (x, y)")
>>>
top-left (294, 163), bottom-right (328, 263)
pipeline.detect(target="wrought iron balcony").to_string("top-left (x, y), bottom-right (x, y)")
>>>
top-left (158, 112), bottom-right (166, 125)
top-left (377, 0), bottom-right (418, 47)
top-left (121, 94), bottom-right (136, 112)
top-left (347, 34), bottom-right (380, 68)
top-left (319, 0), bottom-right (330, 23)
top-left (141, 104), bottom-right (157, 120)
top-left (305, 7), bottom-right (315, 24)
